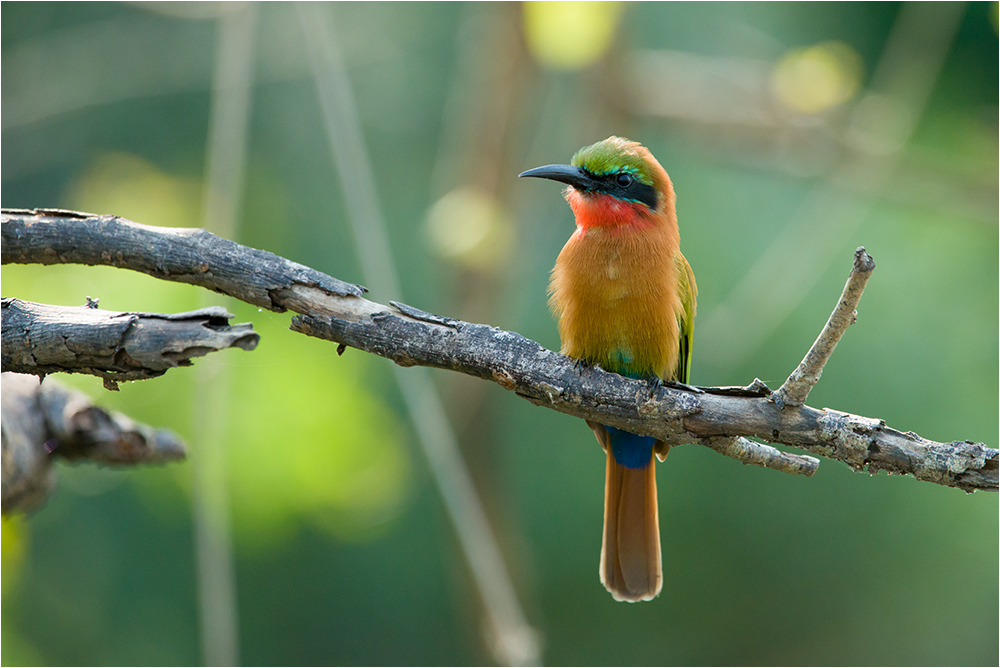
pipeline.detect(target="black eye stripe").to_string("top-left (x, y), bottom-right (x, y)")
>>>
top-left (583, 170), bottom-right (658, 210)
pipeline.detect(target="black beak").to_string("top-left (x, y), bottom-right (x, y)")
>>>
top-left (518, 164), bottom-right (601, 192)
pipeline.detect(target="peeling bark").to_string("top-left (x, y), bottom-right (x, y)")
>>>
top-left (2, 298), bottom-right (258, 387)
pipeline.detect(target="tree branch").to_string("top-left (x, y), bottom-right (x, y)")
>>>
top-left (771, 247), bottom-right (876, 409)
top-left (2, 209), bottom-right (995, 492)
top-left (0, 208), bottom-right (366, 307)
top-left (1, 372), bottom-right (186, 513)
top-left (2, 298), bottom-right (259, 389)
top-left (701, 435), bottom-right (819, 476)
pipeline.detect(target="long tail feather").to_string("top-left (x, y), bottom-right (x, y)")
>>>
top-left (591, 424), bottom-right (662, 602)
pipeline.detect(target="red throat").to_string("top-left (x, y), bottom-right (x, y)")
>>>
top-left (566, 189), bottom-right (654, 231)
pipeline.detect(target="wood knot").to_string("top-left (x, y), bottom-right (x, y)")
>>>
top-left (491, 368), bottom-right (516, 391)
top-left (392, 350), bottom-right (417, 367)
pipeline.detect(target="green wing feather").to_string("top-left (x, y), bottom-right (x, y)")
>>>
top-left (674, 252), bottom-right (697, 384)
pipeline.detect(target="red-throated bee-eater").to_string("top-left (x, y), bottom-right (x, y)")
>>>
top-left (520, 136), bottom-right (697, 602)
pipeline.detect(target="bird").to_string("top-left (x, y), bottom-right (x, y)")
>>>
top-left (519, 136), bottom-right (696, 602)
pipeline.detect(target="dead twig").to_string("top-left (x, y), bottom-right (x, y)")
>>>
top-left (1, 372), bottom-right (186, 513)
top-left (771, 247), bottom-right (876, 409)
top-left (2, 298), bottom-right (258, 389)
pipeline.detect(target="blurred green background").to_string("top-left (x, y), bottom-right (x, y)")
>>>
top-left (2, 2), bottom-right (997, 665)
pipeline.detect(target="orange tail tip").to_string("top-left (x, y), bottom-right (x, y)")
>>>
top-left (594, 427), bottom-right (662, 602)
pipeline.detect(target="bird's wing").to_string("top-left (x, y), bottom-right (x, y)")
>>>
top-left (674, 252), bottom-right (698, 384)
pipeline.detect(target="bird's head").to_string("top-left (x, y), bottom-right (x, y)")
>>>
top-left (519, 136), bottom-right (675, 230)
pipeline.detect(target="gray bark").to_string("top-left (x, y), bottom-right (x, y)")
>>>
top-left (2, 298), bottom-right (258, 388)
top-left (1, 372), bottom-right (185, 513)
top-left (3, 208), bottom-right (995, 493)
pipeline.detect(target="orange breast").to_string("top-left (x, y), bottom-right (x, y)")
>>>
top-left (549, 222), bottom-right (683, 380)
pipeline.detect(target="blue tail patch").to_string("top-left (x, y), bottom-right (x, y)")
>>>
top-left (605, 425), bottom-right (655, 470)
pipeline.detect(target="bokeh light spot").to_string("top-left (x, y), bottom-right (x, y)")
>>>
top-left (1, 515), bottom-right (28, 596)
top-left (770, 41), bottom-right (863, 114)
top-left (65, 152), bottom-right (201, 229)
top-left (523, 1), bottom-right (624, 71)
top-left (425, 187), bottom-right (513, 270)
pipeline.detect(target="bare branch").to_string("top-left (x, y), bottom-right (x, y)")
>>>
top-left (293, 306), bottom-right (995, 492)
top-left (0, 208), bottom-right (366, 308)
top-left (2, 298), bottom-right (259, 388)
top-left (2, 209), bottom-right (994, 492)
top-left (698, 436), bottom-right (820, 476)
top-left (771, 247), bottom-right (876, 409)
top-left (1, 372), bottom-right (186, 513)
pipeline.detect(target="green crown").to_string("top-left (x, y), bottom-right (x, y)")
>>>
top-left (570, 137), bottom-right (654, 186)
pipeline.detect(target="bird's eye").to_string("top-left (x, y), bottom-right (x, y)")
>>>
top-left (615, 173), bottom-right (633, 187)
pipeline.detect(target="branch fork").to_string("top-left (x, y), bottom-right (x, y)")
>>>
top-left (771, 247), bottom-right (876, 409)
